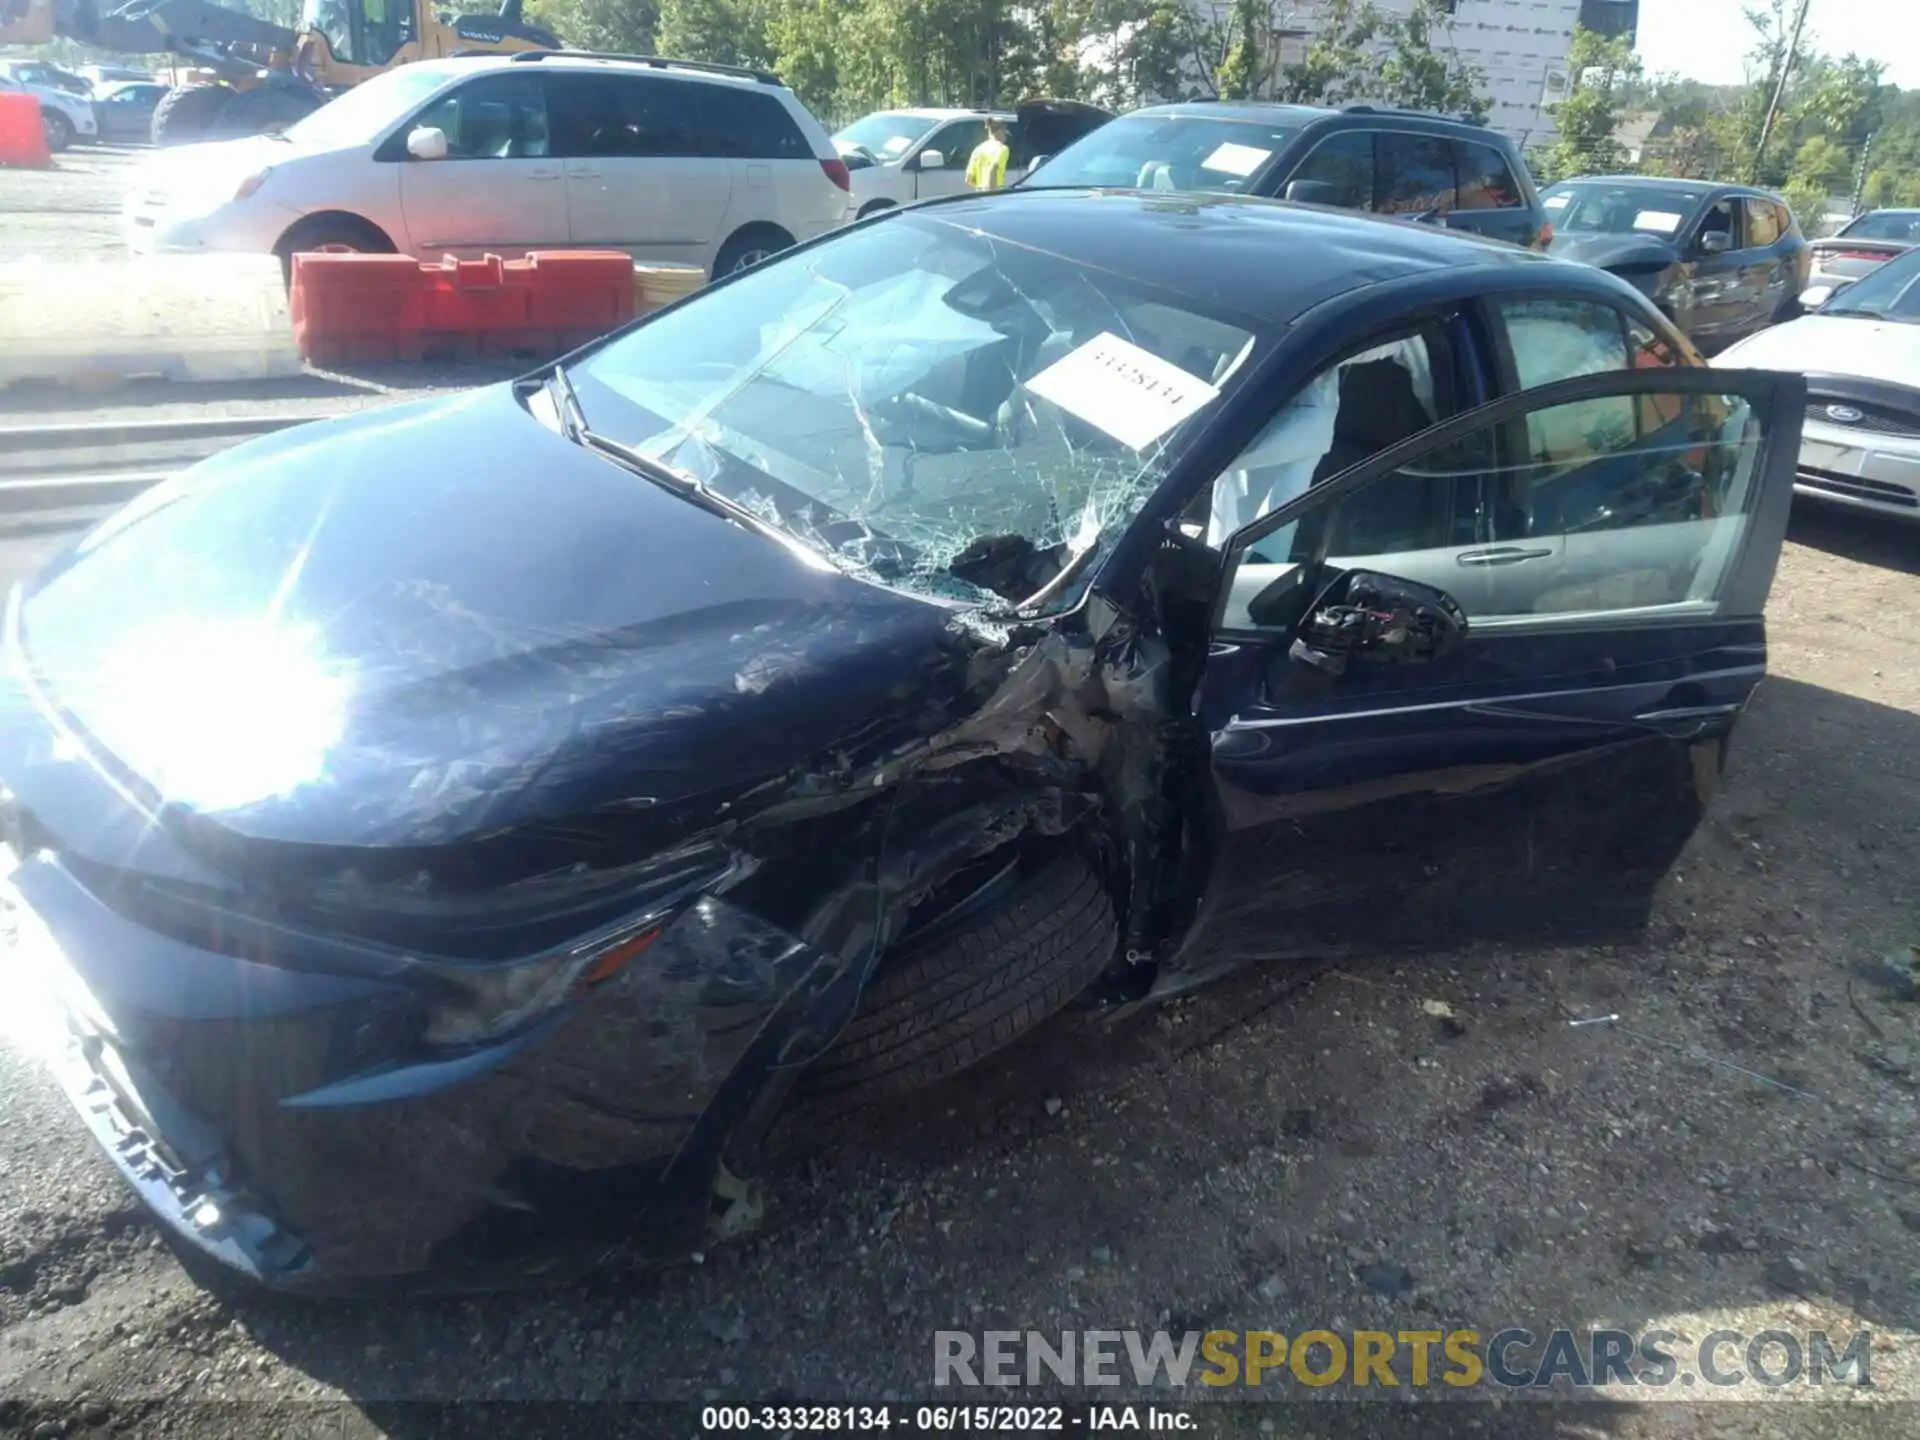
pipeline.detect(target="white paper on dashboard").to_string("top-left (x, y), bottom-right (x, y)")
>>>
top-left (1201, 141), bottom-right (1272, 177)
top-left (1025, 331), bottom-right (1222, 451)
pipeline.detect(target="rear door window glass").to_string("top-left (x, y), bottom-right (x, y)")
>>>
top-left (1377, 132), bottom-right (1458, 214)
top-left (1744, 198), bottom-right (1782, 247)
top-left (552, 75), bottom-right (701, 159)
top-left (694, 85), bottom-right (810, 159)
top-left (1453, 139), bottom-right (1523, 210)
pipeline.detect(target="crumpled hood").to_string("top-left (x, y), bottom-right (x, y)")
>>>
top-left (16, 385), bottom-right (963, 852)
top-left (1548, 232), bottom-right (1680, 274)
top-left (1715, 313), bottom-right (1920, 381)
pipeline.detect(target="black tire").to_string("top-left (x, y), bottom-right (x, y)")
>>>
top-left (857, 200), bottom-right (896, 220)
top-left (274, 215), bottom-right (395, 286)
top-left (713, 224), bottom-right (795, 278)
top-left (151, 84), bottom-right (232, 147)
top-left (218, 84), bottom-right (323, 137)
top-left (802, 847), bottom-right (1118, 1099)
top-left (41, 109), bottom-right (73, 153)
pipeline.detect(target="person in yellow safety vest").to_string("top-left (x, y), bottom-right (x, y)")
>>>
top-left (965, 118), bottom-right (1011, 191)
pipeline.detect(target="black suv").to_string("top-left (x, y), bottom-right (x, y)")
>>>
top-left (1023, 100), bottom-right (1549, 249)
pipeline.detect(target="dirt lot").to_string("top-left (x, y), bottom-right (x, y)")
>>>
top-left (2, 146), bottom-right (1920, 1440)
top-left (0, 144), bottom-right (141, 262)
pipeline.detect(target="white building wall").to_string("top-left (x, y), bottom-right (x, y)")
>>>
top-left (1258, 0), bottom-right (1591, 145)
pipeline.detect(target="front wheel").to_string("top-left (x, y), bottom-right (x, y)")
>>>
top-left (42, 110), bottom-right (73, 153)
top-left (801, 846), bottom-right (1119, 1100)
top-left (274, 216), bottom-right (395, 286)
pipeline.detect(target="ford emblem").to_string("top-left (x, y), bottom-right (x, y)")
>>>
top-left (1824, 404), bottom-right (1865, 424)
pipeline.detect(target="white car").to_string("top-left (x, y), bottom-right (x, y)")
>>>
top-left (124, 54), bottom-right (854, 279)
top-left (1716, 245), bottom-right (1920, 523)
top-left (833, 101), bottom-right (1110, 218)
top-left (0, 70), bottom-right (97, 152)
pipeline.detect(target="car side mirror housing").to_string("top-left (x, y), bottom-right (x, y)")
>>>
top-left (916, 148), bottom-right (945, 171)
top-left (1284, 178), bottom-right (1338, 206)
top-left (1698, 231), bottom-right (1732, 256)
top-left (1289, 571), bottom-right (1468, 677)
top-left (1799, 283), bottom-right (1839, 310)
top-left (1025, 153), bottom-right (1050, 175)
top-left (406, 125), bottom-right (448, 161)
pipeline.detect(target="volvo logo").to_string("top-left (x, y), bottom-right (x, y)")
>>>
top-left (1824, 404), bottom-right (1865, 424)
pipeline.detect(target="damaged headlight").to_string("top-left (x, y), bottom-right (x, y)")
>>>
top-left (417, 910), bottom-right (669, 1049)
top-left (406, 841), bottom-right (743, 1048)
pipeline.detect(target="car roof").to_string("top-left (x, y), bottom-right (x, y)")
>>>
top-left (886, 106), bottom-right (1009, 121)
top-left (904, 187), bottom-right (1558, 323)
top-left (1117, 101), bottom-right (1333, 127)
top-left (1557, 174), bottom-right (1774, 200)
top-left (1115, 100), bottom-right (1509, 138)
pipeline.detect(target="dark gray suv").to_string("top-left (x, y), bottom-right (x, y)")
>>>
top-left (1023, 100), bottom-right (1549, 250)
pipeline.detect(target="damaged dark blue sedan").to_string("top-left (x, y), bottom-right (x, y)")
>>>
top-left (0, 189), bottom-right (1806, 1293)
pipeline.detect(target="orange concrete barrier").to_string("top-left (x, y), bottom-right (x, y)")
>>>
top-left (0, 92), bottom-right (53, 170)
top-left (290, 250), bottom-right (638, 365)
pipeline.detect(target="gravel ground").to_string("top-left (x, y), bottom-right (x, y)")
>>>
top-left (0, 145), bottom-right (138, 262)
top-left (3, 150), bottom-right (1920, 1440)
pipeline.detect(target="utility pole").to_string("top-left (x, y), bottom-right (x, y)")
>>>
top-left (1850, 130), bottom-right (1876, 217)
top-left (1753, 0), bottom-right (1813, 182)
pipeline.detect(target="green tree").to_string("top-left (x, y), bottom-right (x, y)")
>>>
top-left (1537, 25), bottom-right (1642, 183)
top-left (656, 0), bottom-right (777, 70)
top-left (1276, 0), bottom-right (1383, 107)
top-left (1274, 0), bottom-right (1484, 119)
top-left (1214, 0), bottom-right (1263, 99)
top-left (525, 0), bottom-right (658, 52)
top-left (1378, 1), bottom-right (1488, 124)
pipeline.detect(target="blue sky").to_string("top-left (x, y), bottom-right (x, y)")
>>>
top-left (1634, 0), bottom-right (1920, 89)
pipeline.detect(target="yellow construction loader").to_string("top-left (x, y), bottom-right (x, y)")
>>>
top-left (0, 0), bottom-right (560, 144)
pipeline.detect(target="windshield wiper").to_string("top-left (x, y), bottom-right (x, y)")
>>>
top-left (544, 362), bottom-right (589, 442)
top-left (550, 386), bottom-right (817, 548)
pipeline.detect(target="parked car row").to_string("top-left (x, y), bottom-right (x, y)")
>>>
top-left (0, 59), bottom-right (167, 149)
top-left (112, 55), bottom-right (1915, 525)
top-left (0, 66), bottom-right (99, 151)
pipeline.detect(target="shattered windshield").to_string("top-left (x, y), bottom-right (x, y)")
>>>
top-left (571, 215), bottom-right (1261, 609)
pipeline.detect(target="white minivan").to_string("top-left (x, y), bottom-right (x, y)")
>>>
top-left (124, 53), bottom-right (854, 279)
top-left (834, 100), bottom-right (1111, 218)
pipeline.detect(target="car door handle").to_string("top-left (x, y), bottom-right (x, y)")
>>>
top-left (526, 168), bottom-right (563, 181)
top-left (1455, 546), bottom-right (1554, 567)
top-left (1633, 701), bottom-right (1742, 737)
top-left (567, 166), bottom-right (600, 179)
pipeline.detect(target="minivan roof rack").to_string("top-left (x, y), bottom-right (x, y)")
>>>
top-left (510, 51), bottom-right (782, 85)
